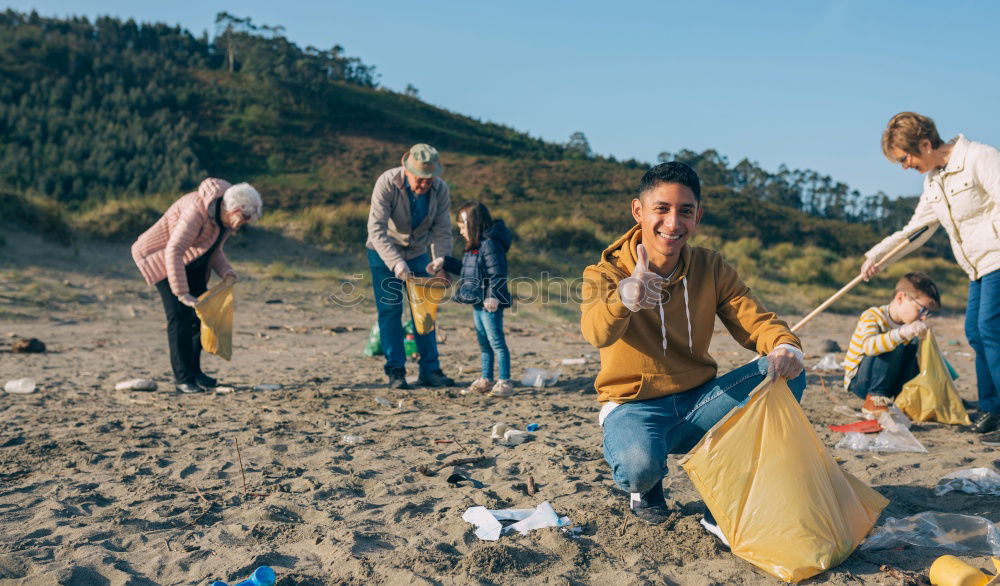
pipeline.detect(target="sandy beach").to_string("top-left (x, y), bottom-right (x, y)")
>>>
top-left (1, 231), bottom-right (998, 585)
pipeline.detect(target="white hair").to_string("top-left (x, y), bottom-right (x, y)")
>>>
top-left (222, 183), bottom-right (262, 220)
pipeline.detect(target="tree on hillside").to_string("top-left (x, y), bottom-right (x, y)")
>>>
top-left (566, 131), bottom-right (592, 159)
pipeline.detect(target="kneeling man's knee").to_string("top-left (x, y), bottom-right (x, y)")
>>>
top-left (607, 443), bottom-right (665, 494)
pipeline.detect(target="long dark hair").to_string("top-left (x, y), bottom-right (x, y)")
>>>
top-left (456, 201), bottom-right (494, 252)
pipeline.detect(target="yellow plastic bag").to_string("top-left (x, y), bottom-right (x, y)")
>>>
top-left (406, 277), bottom-right (448, 335)
top-left (895, 330), bottom-right (971, 425)
top-left (195, 280), bottom-right (234, 361)
top-left (679, 378), bottom-right (889, 583)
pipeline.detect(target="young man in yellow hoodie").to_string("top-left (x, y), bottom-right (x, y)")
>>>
top-left (580, 161), bottom-right (806, 538)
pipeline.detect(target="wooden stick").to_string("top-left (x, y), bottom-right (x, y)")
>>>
top-left (416, 455), bottom-right (488, 477)
top-left (791, 226), bottom-right (929, 333)
top-left (448, 435), bottom-right (471, 455)
top-left (618, 509), bottom-right (630, 536)
top-left (527, 476), bottom-right (537, 496)
top-left (235, 438), bottom-right (248, 497)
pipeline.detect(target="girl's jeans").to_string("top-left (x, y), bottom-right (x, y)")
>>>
top-left (473, 306), bottom-right (510, 380)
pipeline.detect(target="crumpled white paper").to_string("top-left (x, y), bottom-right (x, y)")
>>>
top-left (491, 423), bottom-right (530, 445)
top-left (812, 353), bottom-right (843, 371)
top-left (462, 501), bottom-right (571, 541)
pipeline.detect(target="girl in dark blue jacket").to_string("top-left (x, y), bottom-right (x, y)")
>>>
top-left (433, 202), bottom-right (514, 397)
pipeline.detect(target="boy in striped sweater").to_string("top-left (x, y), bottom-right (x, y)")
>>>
top-left (844, 272), bottom-right (940, 416)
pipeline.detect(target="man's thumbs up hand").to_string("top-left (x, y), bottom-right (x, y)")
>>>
top-left (618, 244), bottom-right (664, 312)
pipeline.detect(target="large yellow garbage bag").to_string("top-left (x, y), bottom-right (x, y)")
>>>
top-left (195, 280), bottom-right (234, 361)
top-left (679, 378), bottom-right (888, 583)
top-left (406, 277), bottom-right (448, 335)
top-left (895, 331), bottom-right (971, 425)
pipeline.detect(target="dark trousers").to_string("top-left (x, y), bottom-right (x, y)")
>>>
top-left (155, 264), bottom-right (209, 384)
top-left (848, 342), bottom-right (919, 399)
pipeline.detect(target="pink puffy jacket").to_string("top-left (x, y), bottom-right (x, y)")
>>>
top-left (132, 178), bottom-right (236, 296)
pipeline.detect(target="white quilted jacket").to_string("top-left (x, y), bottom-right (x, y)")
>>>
top-left (866, 134), bottom-right (1000, 281)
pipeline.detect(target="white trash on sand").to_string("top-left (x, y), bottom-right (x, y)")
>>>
top-left (491, 423), bottom-right (530, 445)
top-left (812, 353), bottom-right (842, 371)
top-left (114, 379), bottom-right (157, 391)
top-left (860, 512), bottom-right (1000, 556)
top-left (462, 501), bottom-right (571, 541)
top-left (835, 406), bottom-right (927, 453)
top-left (521, 368), bottom-right (560, 388)
top-left (934, 468), bottom-right (1000, 496)
top-left (4, 378), bottom-right (36, 394)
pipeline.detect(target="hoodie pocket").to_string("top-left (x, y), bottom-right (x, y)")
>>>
top-left (637, 369), bottom-right (700, 400)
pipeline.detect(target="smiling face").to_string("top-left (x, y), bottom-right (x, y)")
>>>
top-left (631, 182), bottom-right (702, 273)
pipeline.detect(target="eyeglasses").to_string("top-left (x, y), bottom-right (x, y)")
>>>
top-left (906, 294), bottom-right (931, 318)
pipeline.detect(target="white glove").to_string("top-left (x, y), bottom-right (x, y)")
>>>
top-left (765, 346), bottom-right (804, 380)
top-left (178, 294), bottom-right (198, 307)
top-left (898, 320), bottom-right (929, 340)
top-left (861, 257), bottom-right (880, 281)
top-left (483, 298), bottom-right (499, 312)
top-left (392, 262), bottom-right (412, 281)
top-left (425, 257), bottom-right (444, 274)
top-left (618, 244), bottom-right (663, 312)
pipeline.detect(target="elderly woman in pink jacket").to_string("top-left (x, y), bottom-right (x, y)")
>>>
top-left (132, 178), bottom-right (262, 393)
top-left (862, 112), bottom-right (1000, 439)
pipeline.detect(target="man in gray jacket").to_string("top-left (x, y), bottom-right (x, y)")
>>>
top-left (366, 143), bottom-right (455, 389)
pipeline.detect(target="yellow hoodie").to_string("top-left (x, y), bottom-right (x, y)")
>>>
top-left (581, 225), bottom-right (800, 404)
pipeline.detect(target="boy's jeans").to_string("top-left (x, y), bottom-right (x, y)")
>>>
top-left (967, 270), bottom-right (1000, 414)
top-left (847, 342), bottom-right (919, 399)
top-left (602, 358), bottom-right (806, 495)
top-left (472, 307), bottom-right (510, 380)
top-left (367, 248), bottom-right (440, 375)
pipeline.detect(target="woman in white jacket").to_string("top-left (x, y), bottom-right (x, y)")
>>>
top-left (862, 112), bottom-right (1000, 436)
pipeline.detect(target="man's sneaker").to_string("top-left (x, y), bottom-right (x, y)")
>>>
top-left (862, 394), bottom-right (893, 418)
top-left (629, 482), bottom-right (671, 525)
top-left (489, 379), bottom-right (515, 397)
top-left (700, 509), bottom-right (730, 547)
top-left (980, 430), bottom-right (1000, 446)
top-left (387, 367), bottom-right (412, 390)
top-left (417, 369), bottom-right (455, 387)
top-left (972, 411), bottom-right (1000, 434)
top-left (195, 373), bottom-right (218, 388)
top-left (462, 378), bottom-right (493, 395)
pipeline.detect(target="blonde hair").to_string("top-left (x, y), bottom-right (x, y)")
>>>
top-left (222, 183), bottom-right (263, 220)
top-left (881, 112), bottom-right (944, 161)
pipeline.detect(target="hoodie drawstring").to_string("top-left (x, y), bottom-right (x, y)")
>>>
top-left (657, 276), bottom-right (694, 356)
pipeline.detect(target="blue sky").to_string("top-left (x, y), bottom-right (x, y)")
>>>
top-left (7, 1), bottom-right (1000, 198)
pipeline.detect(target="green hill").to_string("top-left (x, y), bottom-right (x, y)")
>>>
top-left (0, 10), bottom-right (965, 313)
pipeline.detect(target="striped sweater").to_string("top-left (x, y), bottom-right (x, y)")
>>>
top-left (131, 178), bottom-right (236, 296)
top-left (843, 305), bottom-right (910, 388)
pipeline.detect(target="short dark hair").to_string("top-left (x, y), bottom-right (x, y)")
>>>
top-left (895, 271), bottom-right (941, 309)
top-left (639, 161), bottom-right (701, 202)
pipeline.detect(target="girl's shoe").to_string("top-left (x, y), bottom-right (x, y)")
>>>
top-left (489, 379), bottom-right (515, 397)
top-left (462, 378), bottom-right (493, 395)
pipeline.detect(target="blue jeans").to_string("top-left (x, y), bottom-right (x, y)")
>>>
top-left (367, 248), bottom-right (440, 375)
top-left (473, 307), bottom-right (510, 380)
top-left (966, 269), bottom-right (1000, 414)
top-left (602, 358), bottom-right (806, 495)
